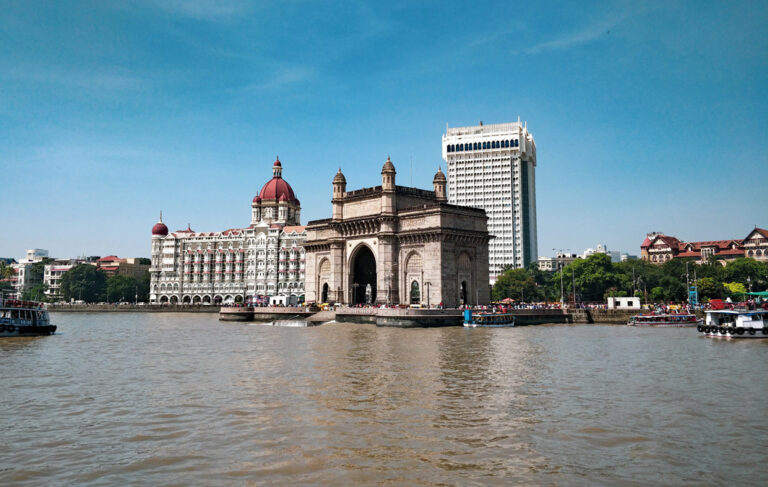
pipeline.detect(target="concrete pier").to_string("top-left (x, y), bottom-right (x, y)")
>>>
top-left (218, 306), bottom-right (598, 327)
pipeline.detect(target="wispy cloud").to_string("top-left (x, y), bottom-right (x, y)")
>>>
top-left (516, 9), bottom-right (641, 55)
top-left (239, 66), bottom-right (314, 93)
top-left (3, 64), bottom-right (142, 91)
top-left (149, 0), bottom-right (255, 21)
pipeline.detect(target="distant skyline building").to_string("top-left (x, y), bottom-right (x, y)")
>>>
top-left (442, 120), bottom-right (538, 281)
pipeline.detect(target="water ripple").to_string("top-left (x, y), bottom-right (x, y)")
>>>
top-left (0, 315), bottom-right (766, 486)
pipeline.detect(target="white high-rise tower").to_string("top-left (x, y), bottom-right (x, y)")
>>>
top-left (442, 120), bottom-right (538, 282)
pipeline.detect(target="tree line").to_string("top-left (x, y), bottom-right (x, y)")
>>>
top-left (492, 254), bottom-right (768, 304)
top-left (0, 261), bottom-right (150, 303)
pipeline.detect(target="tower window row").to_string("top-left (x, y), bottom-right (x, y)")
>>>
top-left (446, 139), bottom-right (519, 152)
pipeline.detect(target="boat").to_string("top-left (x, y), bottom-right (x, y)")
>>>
top-left (0, 297), bottom-right (57, 337)
top-left (627, 313), bottom-right (702, 327)
top-left (463, 309), bottom-right (515, 327)
top-left (698, 309), bottom-right (768, 339)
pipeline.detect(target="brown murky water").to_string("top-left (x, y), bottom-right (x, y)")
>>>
top-left (1, 313), bottom-right (766, 486)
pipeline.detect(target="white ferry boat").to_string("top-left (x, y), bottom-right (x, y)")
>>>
top-left (0, 297), bottom-right (56, 337)
top-left (698, 309), bottom-right (767, 339)
top-left (463, 310), bottom-right (516, 327)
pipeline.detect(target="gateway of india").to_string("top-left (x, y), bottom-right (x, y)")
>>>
top-left (305, 157), bottom-right (490, 308)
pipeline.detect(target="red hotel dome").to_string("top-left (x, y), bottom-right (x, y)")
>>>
top-left (254, 157), bottom-right (299, 204)
top-left (258, 178), bottom-right (297, 202)
top-left (152, 212), bottom-right (168, 236)
top-left (152, 222), bottom-right (168, 236)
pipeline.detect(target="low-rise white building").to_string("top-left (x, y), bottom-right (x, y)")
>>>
top-left (607, 297), bottom-right (641, 310)
top-left (44, 261), bottom-right (78, 300)
top-left (537, 252), bottom-right (579, 272)
top-left (10, 249), bottom-right (49, 297)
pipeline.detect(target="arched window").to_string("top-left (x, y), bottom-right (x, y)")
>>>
top-left (406, 252), bottom-right (422, 274)
top-left (458, 252), bottom-right (472, 271)
top-left (748, 250), bottom-right (754, 257)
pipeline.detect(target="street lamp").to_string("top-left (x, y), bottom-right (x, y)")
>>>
top-left (572, 269), bottom-right (577, 304)
top-left (425, 281), bottom-right (431, 308)
top-left (553, 248), bottom-right (565, 306)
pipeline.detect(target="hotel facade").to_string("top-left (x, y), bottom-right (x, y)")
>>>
top-left (149, 159), bottom-right (306, 305)
top-left (442, 120), bottom-right (538, 281)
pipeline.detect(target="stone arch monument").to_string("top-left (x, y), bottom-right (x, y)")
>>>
top-left (304, 159), bottom-right (490, 307)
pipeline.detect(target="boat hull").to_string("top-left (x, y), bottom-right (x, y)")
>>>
top-left (628, 320), bottom-right (702, 327)
top-left (700, 328), bottom-right (768, 339)
top-left (463, 322), bottom-right (515, 328)
top-left (0, 325), bottom-right (57, 337)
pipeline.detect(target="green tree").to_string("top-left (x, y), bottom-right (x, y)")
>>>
top-left (658, 275), bottom-right (686, 301)
top-left (105, 271), bottom-right (151, 302)
top-left (723, 281), bottom-right (746, 296)
top-left (562, 253), bottom-right (617, 301)
top-left (0, 279), bottom-right (13, 294)
top-left (493, 268), bottom-right (541, 302)
top-left (60, 265), bottom-right (107, 302)
top-left (0, 263), bottom-right (15, 279)
top-left (21, 283), bottom-right (49, 301)
top-left (23, 258), bottom-right (52, 288)
top-left (697, 277), bottom-right (725, 300)
top-left (137, 271), bottom-right (150, 301)
top-left (650, 286), bottom-right (665, 302)
top-left (527, 262), bottom-right (557, 300)
top-left (135, 257), bottom-right (151, 265)
top-left (723, 258), bottom-right (768, 290)
top-left (106, 275), bottom-right (138, 302)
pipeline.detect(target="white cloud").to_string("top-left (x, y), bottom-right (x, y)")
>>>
top-left (151, 0), bottom-right (255, 20)
top-left (517, 9), bottom-right (641, 55)
top-left (3, 64), bottom-right (142, 91)
top-left (239, 66), bottom-right (314, 92)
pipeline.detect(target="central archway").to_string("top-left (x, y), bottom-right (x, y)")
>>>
top-left (350, 245), bottom-right (376, 305)
top-left (321, 283), bottom-right (329, 303)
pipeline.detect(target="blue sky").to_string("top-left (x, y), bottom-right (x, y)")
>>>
top-left (1, 0), bottom-right (766, 261)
